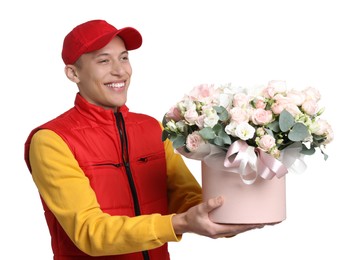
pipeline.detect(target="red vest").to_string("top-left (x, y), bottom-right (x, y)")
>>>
top-left (24, 94), bottom-right (169, 260)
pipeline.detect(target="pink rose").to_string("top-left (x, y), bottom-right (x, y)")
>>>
top-left (229, 107), bottom-right (250, 124)
top-left (271, 103), bottom-right (285, 114)
top-left (258, 134), bottom-right (276, 151)
top-left (310, 119), bottom-right (334, 144)
top-left (304, 86), bottom-right (321, 102)
top-left (251, 108), bottom-right (273, 125)
top-left (284, 103), bottom-right (301, 117)
top-left (186, 132), bottom-right (205, 152)
top-left (287, 89), bottom-right (306, 106)
top-left (262, 80), bottom-right (287, 98)
top-left (166, 106), bottom-right (182, 121)
top-left (253, 97), bottom-right (266, 109)
top-left (189, 84), bottom-right (215, 102)
top-left (184, 109), bottom-right (199, 125)
top-left (271, 94), bottom-right (301, 117)
top-left (271, 94), bottom-right (291, 114)
top-left (324, 125), bottom-right (334, 144)
top-left (195, 115), bottom-right (206, 129)
top-left (233, 92), bottom-right (250, 107)
top-left (301, 99), bottom-right (318, 116)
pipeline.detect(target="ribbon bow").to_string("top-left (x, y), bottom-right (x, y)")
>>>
top-left (224, 140), bottom-right (288, 184)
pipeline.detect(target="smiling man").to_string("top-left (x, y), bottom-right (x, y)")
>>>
top-left (24, 19), bottom-right (264, 260)
top-left (65, 36), bottom-right (132, 110)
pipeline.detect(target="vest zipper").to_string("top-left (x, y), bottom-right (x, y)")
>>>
top-left (115, 112), bottom-right (150, 260)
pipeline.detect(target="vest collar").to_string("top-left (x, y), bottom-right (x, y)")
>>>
top-left (74, 93), bottom-right (129, 124)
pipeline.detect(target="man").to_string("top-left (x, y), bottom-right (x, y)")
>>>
top-left (24, 19), bottom-right (263, 259)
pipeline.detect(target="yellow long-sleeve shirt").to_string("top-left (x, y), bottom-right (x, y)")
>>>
top-left (29, 129), bottom-right (202, 256)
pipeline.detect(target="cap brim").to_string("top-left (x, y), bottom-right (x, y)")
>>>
top-left (116, 27), bottom-right (142, 50)
top-left (85, 27), bottom-right (142, 54)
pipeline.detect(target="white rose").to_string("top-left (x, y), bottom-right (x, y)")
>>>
top-left (234, 122), bottom-right (255, 140)
top-left (166, 121), bottom-right (177, 132)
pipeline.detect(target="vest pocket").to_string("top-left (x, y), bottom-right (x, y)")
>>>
top-left (91, 162), bottom-right (124, 167)
top-left (136, 151), bottom-right (165, 163)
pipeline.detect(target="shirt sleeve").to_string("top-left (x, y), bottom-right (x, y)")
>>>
top-left (162, 127), bottom-right (203, 214)
top-left (29, 129), bottom-right (180, 257)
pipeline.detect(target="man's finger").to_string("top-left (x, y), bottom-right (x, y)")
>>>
top-left (204, 196), bottom-right (224, 212)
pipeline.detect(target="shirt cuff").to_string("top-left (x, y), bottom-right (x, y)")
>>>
top-left (153, 214), bottom-right (182, 243)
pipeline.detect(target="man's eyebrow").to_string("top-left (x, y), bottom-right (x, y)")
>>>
top-left (93, 50), bottom-right (129, 58)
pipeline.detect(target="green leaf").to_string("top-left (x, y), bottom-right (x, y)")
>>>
top-left (279, 110), bottom-right (295, 132)
top-left (313, 135), bottom-right (325, 141)
top-left (212, 124), bottom-right (223, 135)
top-left (323, 153), bottom-right (329, 161)
top-left (162, 115), bottom-right (168, 127)
top-left (300, 145), bottom-right (316, 155)
top-left (288, 123), bottom-right (310, 141)
top-left (199, 127), bottom-right (216, 140)
top-left (214, 106), bottom-right (229, 121)
top-left (213, 106), bottom-right (225, 113)
top-left (218, 129), bottom-right (231, 144)
top-left (266, 121), bottom-right (280, 132)
top-left (172, 135), bottom-right (186, 149)
top-left (207, 124), bottom-right (231, 146)
top-left (213, 136), bottom-right (225, 146)
top-left (264, 128), bottom-right (274, 136)
top-left (162, 130), bottom-right (169, 141)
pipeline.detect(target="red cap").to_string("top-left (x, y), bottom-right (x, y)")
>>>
top-left (61, 19), bottom-right (142, 65)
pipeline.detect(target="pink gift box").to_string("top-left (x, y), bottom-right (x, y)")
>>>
top-left (202, 160), bottom-right (286, 224)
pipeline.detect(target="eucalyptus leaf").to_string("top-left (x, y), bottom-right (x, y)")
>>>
top-left (266, 121), bottom-right (280, 132)
top-left (288, 123), bottom-right (309, 141)
top-left (167, 131), bottom-right (177, 139)
top-left (300, 145), bottom-right (316, 155)
top-left (323, 153), bottom-right (328, 161)
top-left (161, 130), bottom-right (169, 141)
top-left (313, 134), bottom-right (327, 144)
top-left (213, 106), bottom-right (225, 113)
top-left (264, 128), bottom-right (274, 136)
top-left (213, 136), bottom-right (225, 146)
top-left (172, 135), bottom-right (186, 149)
top-left (279, 110), bottom-right (295, 132)
top-left (199, 127), bottom-right (216, 140)
top-left (212, 124), bottom-right (223, 134)
top-left (218, 130), bottom-right (232, 145)
top-left (214, 106), bottom-right (229, 121)
top-left (313, 135), bottom-right (325, 140)
top-left (162, 115), bottom-right (168, 127)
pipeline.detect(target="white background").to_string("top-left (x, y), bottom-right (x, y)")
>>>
top-left (1, 0), bottom-right (356, 259)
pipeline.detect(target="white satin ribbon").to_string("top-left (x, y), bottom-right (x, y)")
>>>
top-left (223, 140), bottom-right (288, 184)
top-left (175, 141), bottom-right (306, 185)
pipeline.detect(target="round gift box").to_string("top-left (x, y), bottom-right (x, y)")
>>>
top-left (201, 160), bottom-right (286, 224)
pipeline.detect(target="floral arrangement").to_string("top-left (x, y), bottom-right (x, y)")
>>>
top-left (162, 80), bottom-right (333, 162)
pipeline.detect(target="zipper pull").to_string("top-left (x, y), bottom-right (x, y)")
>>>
top-left (138, 157), bottom-right (148, 162)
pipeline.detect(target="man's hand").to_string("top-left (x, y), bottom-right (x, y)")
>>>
top-left (172, 196), bottom-right (268, 239)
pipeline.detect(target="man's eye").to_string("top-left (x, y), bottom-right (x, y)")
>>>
top-left (99, 59), bottom-right (109, 63)
top-left (120, 56), bottom-right (129, 61)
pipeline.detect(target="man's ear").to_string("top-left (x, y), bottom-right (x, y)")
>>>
top-left (64, 65), bottom-right (80, 83)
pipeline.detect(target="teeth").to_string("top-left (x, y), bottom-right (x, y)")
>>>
top-left (106, 83), bottom-right (124, 88)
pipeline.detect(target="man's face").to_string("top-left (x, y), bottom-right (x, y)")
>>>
top-left (74, 36), bottom-right (132, 111)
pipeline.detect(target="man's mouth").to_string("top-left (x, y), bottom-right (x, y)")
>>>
top-left (105, 82), bottom-right (125, 89)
